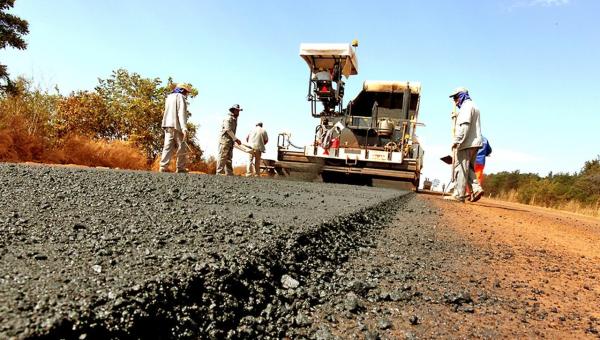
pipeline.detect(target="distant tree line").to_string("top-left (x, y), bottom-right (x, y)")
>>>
top-left (485, 157), bottom-right (600, 213)
top-left (0, 70), bottom-right (215, 172)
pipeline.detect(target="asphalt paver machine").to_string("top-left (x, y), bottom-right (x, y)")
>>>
top-left (274, 42), bottom-right (425, 190)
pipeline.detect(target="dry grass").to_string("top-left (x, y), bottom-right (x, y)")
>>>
top-left (554, 200), bottom-right (600, 218)
top-left (0, 115), bottom-right (148, 169)
top-left (493, 190), bottom-right (600, 218)
top-left (0, 115), bottom-right (46, 162)
top-left (54, 136), bottom-right (148, 170)
top-left (233, 165), bottom-right (246, 176)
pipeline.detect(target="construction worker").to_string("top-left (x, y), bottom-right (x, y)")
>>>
top-left (216, 104), bottom-right (242, 176)
top-left (474, 136), bottom-right (492, 188)
top-left (315, 118), bottom-right (331, 147)
top-left (444, 87), bottom-right (484, 202)
top-left (315, 69), bottom-right (332, 82)
top-left (159, 83), bottom-right (193, 173)
top-left (464, 136), bottom-right (492, 202)
top-left (245, 122), bottom-right (269, 177)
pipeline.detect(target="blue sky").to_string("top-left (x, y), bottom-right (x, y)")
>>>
top-left (3, 0), bottom-right (599, 185)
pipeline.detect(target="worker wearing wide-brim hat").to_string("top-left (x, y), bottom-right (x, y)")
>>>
top-left (216, 104), bottom-right (243, 175)
top-left (159, 83), bottom-right (194, 173)
top-left (445, 87), bottom-right (484, 202)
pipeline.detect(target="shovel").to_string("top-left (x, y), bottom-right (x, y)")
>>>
top-left (441, 147), bottom-right (457, 197)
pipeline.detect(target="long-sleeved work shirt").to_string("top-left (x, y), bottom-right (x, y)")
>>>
top-left (220, 113), bottom-right (238, 144)
top-left (161, 92), bottom-right (188, 132)
top-left (453, 100), bottom-right (482, 150)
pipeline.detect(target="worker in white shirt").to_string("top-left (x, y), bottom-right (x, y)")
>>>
top-left (445, 87), bottom-right (484, 202)
top-left (245, 122), bottom-right (268, 177)
top-left (159, 83), bottom-right (193, 173)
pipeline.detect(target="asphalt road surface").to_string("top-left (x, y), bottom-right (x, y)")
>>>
top-left (1, 163), bottom-right (598, 339)
top-left (0, 163), bottom-right (405, 339)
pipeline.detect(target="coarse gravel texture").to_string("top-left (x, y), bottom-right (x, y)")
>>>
top-left (302, 195), bottom-right (600, 339)
top-left (0, 163), bottom-right (409, 339)
top-left (297, 194), bottom-right (493, 339)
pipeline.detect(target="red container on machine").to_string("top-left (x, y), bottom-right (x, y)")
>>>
top-left (331, 137), bottom-right (340, 149)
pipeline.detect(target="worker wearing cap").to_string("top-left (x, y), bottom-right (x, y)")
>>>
top-left (245, 122), bottom-right (269, 177)
top-left (445, 87), bottom-right (484, 202)
top-left (216, 104), bottom-right (242, 175)
top-left (159, 83), bottom-right (193, 173)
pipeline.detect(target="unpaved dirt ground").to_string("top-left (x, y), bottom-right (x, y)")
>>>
top-left (1, 163), bottom-right (599, 339)
top-left (431, 196), bottom-right (600, 338)
top-left (304, 194), bottom-right (600, 339)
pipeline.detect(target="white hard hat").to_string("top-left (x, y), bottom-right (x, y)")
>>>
top-left (449, 87), bottom-right (469, 98)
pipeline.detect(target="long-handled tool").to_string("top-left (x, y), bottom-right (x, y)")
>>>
top-left (442, 104), bottom-right (459, 197)
top-left (442, 147), bottom-right (457, 197)
top-left (442, 146), bottom-right (479, 200)
top-left (234, 143), bottom-right (253, 153)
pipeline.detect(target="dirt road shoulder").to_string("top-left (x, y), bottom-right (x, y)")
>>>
top-left (303, 195), bottom-right (599, 339)
top-left (425, 195), bottom-right (600, 338)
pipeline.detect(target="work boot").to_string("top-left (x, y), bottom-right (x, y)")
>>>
top-left (471, 190), bottom-right (484, 202)
top-left (176, 169), bottom-right (188, 174)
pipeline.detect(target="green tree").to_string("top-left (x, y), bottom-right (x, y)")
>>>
top-left (571, 156), bottom-right (600, 205)
top-left (485, 156), bottom-right (600, 212)
top-left (55, 91), bottom-right (111, 139)
top-left (581, 156), bottom-right (600, 176)
top-left (0, 0), bottom-right (29, 93)
top-left (0, 77), bottom-right (60, 139)
top-left (95, 69), bottom-right (198, 161)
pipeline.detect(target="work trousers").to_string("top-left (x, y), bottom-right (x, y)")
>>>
top-left (246, 150), bottom-right (262, 176)
top-left (159, 128), bottom-right (186, 171)
top-left (216, 141), bottom-right (234, 176)
top-left (455, 147), bottom-right (483, 199)
top-left (474, 163), bottom-right (485, 187)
